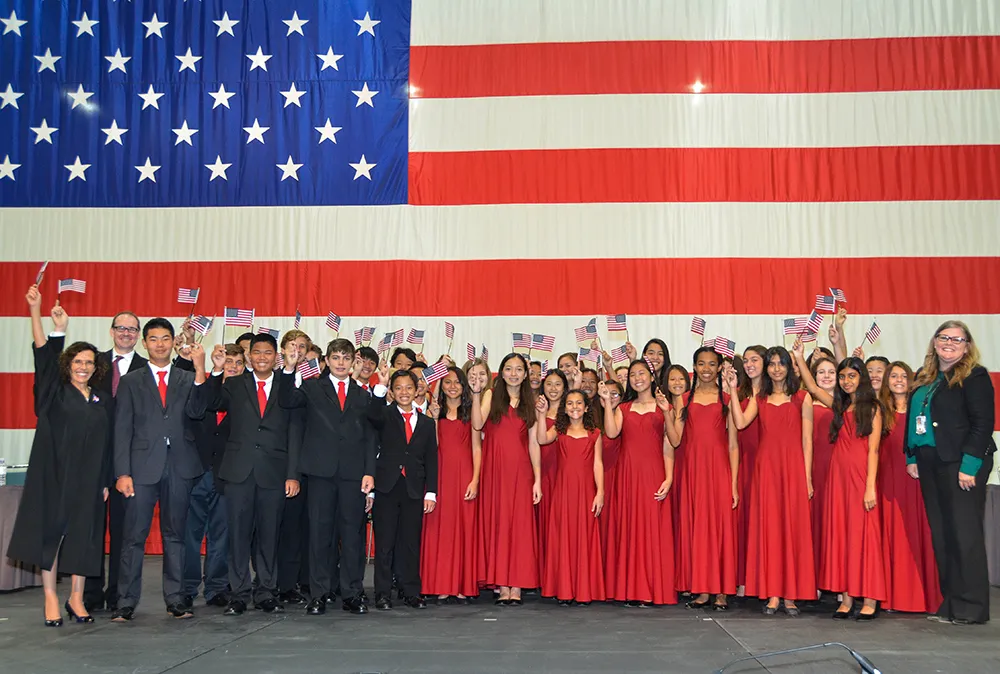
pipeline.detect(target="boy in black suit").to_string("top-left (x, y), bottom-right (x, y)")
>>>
top-left (369, 368), bottom-right (438, 610)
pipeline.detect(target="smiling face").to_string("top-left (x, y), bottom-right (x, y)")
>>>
top-left (767, 354), bottom-right (787, 386)
top-left (501, 357), bottom-right (526, 388)
top-left (392, 374), bottom-right (416, 408)
top-left (223, 352), bottom-right (245, 379)
top-left (110, 313), bottom-right (140, 353)
top-left (557, 354), bottom-right (576, 374)
top-left (742, 350), bottom-right (763, 381)
top-left (543, 372), bottom-right (565, 403)
top-left (143, 327), bottom-right (174, 365)
top-left (666, 367), bottom-right (688, 396)
top-left (866, 361), bottom-right (887, 391)
top-left (629, 362), bottom-right (652, 394)
top-left (887, 365), bottom-right (910, 395)
top-left (581, 370), bottom-right (598, 398)
top-left (615, 367), bottom-right (628, 388)
top-left (529, 363), bottom-right (542, 390)
top-left (441, 371), bottom-right (463, 400)
top-left (694, 351), bottom-right (720, 386)
top-left (838, 365), bottom-right (861, 396)
top-left (69, 349), bottom-right (97, 387)
top-left (469, 363), bottom-right (489, 392)
top-left (814, 360), bottom-right (836, 392)
top-left (643, 343), bottom-right (665, 373)
top-left (250, 341), bottom-right (277, 376)
top-left (327, 350), bottom-right (353, 378)
top-left (934, 326), bottom-right (970, 370)
top-left (563, 391), bottom-right (587, 421)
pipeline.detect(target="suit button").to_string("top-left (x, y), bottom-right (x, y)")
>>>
top-left (932, 422), bottom-right (938, 428)
top-left (258, 427), bottom-right (262, 432)
top-left (163, 414), bottom-right (168, 420)
top-left (256, 444), bottom-right (261, 449)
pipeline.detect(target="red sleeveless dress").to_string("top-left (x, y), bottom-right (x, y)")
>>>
top-left (542, 429), bottom-right (605, 602)
top-left (477, 407), bottom-right (539, 588)
top-left (745, 391), bottom-right (816, 600)
top-left (810, 404), bottom-right (835, 577)
top-left (537, 416), bottom-right (557, 578)
top-left (421, 417), bottom-right (480, 597)
top-left (736, 396), bottom-right (759, 588)
top-left (599, 432), bottom-right (621, 562)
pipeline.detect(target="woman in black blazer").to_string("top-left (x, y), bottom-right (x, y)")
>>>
top-left (904, 320), bottom-right (996, 625)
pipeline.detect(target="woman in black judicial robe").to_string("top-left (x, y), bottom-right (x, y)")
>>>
top-left (5, 286), bottom-right (109, 626)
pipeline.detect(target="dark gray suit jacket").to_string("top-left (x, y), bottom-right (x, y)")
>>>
top-left (114, 364), bottom-right (206, 485)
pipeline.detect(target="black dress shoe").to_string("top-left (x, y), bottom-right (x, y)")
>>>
top-left (206, 594), bottom-right (229, 608)
top-left (686, 598), bottom-right (711, 609)
top-left (342, 597), bottom-right (369, 614)
top-left (256, 598), bottom-right (284, 614)
top-left (166, 603), bottom-right (194, 619)
top-left (952, 618), bottom-right (986, 625)
top-left (65, 601), bottom-right (95, 623)
top-left (558, 600), bottom-right (573, 607)
top-left (279, 590), bottom-right (307, 605)
top-left (181, 596), bottom-right (194, 610)
top-left (455, 596), bottom-right (469, 605)
top-left (224, 600), bottom-right (247, 616)
top-left (832, 609), bottom-right (852, 620)
top-left (306, 598), bottom-right (326, 615)
top-left (926, 613), bottom-right (952, 624)
top-left (404, 596), bottom-right (427, 609)
top-left (508, 597), bottom-right (523, 606)
top-left (111, 606), bottom-right (135, 622)
top-left (713, 602), bottom-right (730, 612)
top-left (762, 604), bottom-right (779, 616)
top-left (855, 611), bottom-right (877, 622)
top-left (396, 588), bottom-right (405, 600)
top-left (375, 594), bottom-right (392, 611)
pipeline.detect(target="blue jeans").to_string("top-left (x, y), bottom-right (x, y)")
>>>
top-left (182, 471), bottom-right (229, 601)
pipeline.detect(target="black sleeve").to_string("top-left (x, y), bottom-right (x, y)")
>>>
top-left (33, 336), bottom-right (64, 416)
top-left (960, 367), bottom-right (996, 460)
top-left (278, 371), bottom-right (306, 408)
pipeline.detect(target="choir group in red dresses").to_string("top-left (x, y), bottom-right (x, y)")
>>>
top-left (417, 310), bottom-right (941, 619)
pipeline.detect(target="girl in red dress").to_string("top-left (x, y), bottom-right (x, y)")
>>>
top-left (665, 348), bottom-right (738, 610)
top-left (794, 343), bottom-right (885, 620)
top-left (600, 360), bottom-right (677, 607)
top-left (877, 361), bottom-right (942, 613)
top-left (471, 353), bottom-right (541, 605)
top-left (422, 367), bottom-right (482, 603)
top-left (537, 369), bottom-right (567, 580)
top-left (735, 346), bottom-right (765, 597)
top-left (535, 390), bottom-right (606, 604)
top-left (665, 365), bottom-right (691, 552)
top-left (591, 378), bottom-right (624, 563)
top-left (726, 347), bottom-right (815, 616)
top-left (809, 356), bottom-right (838, 581)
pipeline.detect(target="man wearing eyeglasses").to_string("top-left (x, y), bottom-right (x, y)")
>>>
top-left (83, 312), bottom-right (148, 613)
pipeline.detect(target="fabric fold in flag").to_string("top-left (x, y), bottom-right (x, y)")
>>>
top-left (815, 294), bottom-right (836, 312)
top-left (690, 316), bottom-right (706, 336)
top-left (191, 315), bottom-right (213, 336)
top-left (257, 326), bottom-right (279, 339)
top-left (866, 321), bottom-right (882, 344)
top-left (298, 358), bottom-right (321, 380)
top-left (574, 318), bottom-right (597, 342)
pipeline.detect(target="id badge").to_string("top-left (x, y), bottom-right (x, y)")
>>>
top-left (915, 415), bottom-right (927, 435)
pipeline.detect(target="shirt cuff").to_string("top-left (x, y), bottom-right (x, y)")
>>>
top-left (367, 492), bottom-right (375, 500)
top-left (211, 370), bottom-right (223, 377)
top-left (49, 331), bottom-right (65, 337)
top-left (906, 454), bottom-right (917, 465)
top-left (960, 454), bottom-right (983, 476)
top-left (372, 384), bottom-right (387, 398)
top-left (424, 492), bottom-right (437, 502)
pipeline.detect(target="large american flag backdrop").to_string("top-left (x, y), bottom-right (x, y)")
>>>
top-left (0, 0), bottom-right (998, 465)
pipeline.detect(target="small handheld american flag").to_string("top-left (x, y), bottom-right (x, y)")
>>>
top-left (714, 338), bottom-right (737, 359)
top-left (444, 321), bottom-right (455, 340)
top-left (407, 328), bottom-right (425, 345)
top-left (865, 321), bottom-right (882, 344)
top-left (702, 337), bottom-right (716, 350)
top-left (691, 316), bottom-right (706, 336)
top-left (573, 318), bottom-right (597, 343)
top-left (293, 308), bottom-right (302, 329)
top-left (512, 332), bottom-right (532, 349)
top-left (58, 278), bottom-right (86, 294)
top-left (801, 331), bottom-right (818, 343)
top-left (578, 347), bottom-right (600, 363)
top-left (466, 343), bottom-right (476, 362)
top-left (354, 326), bottom-right (375, 345)
top-left (540, 360), bottom-right (549, 377)
top-left (481, 344), bottom-right (489, 362)
top-left (830, 287), bottom-right (847, 304)
top-left (275, 353), bottom-right (285, 369)
top-left (257, 326), bottom-right (279, 339)
top-left (298, 358), bottom-right (321, 380)
top-left (391, 329), bottom-right (404, 347)
top-left (177, 287), bottom-right (200, 304)
top-left (326, 312), bottom-right (341, 332)
top-left (815, 294), bottom-right (836, 312)
top-left (224, 306), bottom-right (254, 328)
top-left (531, 333), bottom-right (556, 352)
top-left (191, 315), bottom-right (213, 336)
top-left (805, 310), bottom-right (823, 334)
top-left (783, 317), bottom-right (808, 335)
top-left (610, 344), bottom-right (629, 363)
top-left (377, 333), bottom-right (393, 355)
top-left (422, 361), bottom-right (449, 386)
top-left (606, 314), bottom-right (627, 332)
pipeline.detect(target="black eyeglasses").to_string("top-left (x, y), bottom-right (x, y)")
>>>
top-left (935, 334), bottom-right (968, 345)
top-left (113, 326), bottom-right (140, 334)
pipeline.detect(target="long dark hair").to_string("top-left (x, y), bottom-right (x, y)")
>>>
top-left (555, 390), bottom-right (597, 434)
top-left (683, 347), bottom-right (727, 421)
top-left (622, 359), bottom-right (658, 403)
top-left (488, 352), bottom-right (536, 425)
top-left (829, 357), bottom-right (879, 442)
top-left (436, 366), bottom-right (472, 423)
top-left (737, 345), bottom-right (767, 401)
top-left (878, 361), bottom-right (913, 434)
top-left (589, 378), bottom-right (623, 430)
top-left (59, 342), bottom-right (106, 385)
top-left (759, 346), bottom-right (799, 398)
top-left (641, 338), bottom-right (672, 391)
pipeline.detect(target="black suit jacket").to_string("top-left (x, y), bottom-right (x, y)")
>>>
top-left (114, 364), bottom-right (206, 485)
top-left (278, 372), bottom-right (376, 480)
top-left (202, 371), bottom-right (303, 489)
top-left (93, 349), bottom-right (148, 487)
top-left (368, 402), bottom-right (438, 500)
top-left (905, 365), bottom-right (997, 463)
top-left (191, 408), bottom-right (231, 491)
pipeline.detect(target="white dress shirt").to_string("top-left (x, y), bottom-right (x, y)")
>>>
top-left (112, 349), bottom-right (136, 376)
top-left (253, 370), bottom-right (274, 399)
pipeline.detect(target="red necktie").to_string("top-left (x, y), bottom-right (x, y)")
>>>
top-left (337, 380), bottom-right (347, 410)
top-left (156, 370), bottom-right (167, 407)
top-left (401, 411), bottom-right (412, 477)
top-left (257, 381), bottom-right (267, 418)
top-left (216, 411), bottom-right (227, 425)
top-left (112, 356), bottom-right (122, 397)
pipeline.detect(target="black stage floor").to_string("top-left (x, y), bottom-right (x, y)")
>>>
top-left (1, 559), bottom-right (998, 674)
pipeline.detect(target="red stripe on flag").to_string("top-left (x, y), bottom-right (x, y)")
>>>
top-left (0, 372), bottom-right (996, 430)
top-left (411, 36), bottom-right (1000, 98)
top-left (409, 146), bottom-right (1000, 205)
top-left (1, 257), bottom-right (998, 317)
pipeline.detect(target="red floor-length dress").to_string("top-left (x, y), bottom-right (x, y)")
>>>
top-left (674, 395), bottom-right (738, 595)
top-left (477, 407), bottom-right (539, 589)
top-left (599, 432), bottom-right (621, 561)
top-left (879, 413), bottom-right (941, 612)
top-left (818, 411), bottom-right (886, 601)
top-left (671, 429), bottom-right (686, 559)
top-left (537, 416), bottom-right (557, 578)
top-left (745, 391), bottom-right (817, 600)
top-left (421, 417), bottom-right (480, 597)
top-left (736, 397), bottom-right (759, 588)
top-left (605, 403), bottom-right (677, 604)
top-left (811, 404), bottom-right (835, 577)
top-left (542, 429), bottom-right (606, 602)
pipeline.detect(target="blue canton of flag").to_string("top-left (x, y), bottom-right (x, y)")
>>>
top-left (0, 0), bottom-right (410, 206)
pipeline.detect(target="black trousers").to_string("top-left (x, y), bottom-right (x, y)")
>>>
top-left (373, 479), bottom-right (423, 599)
top-left (226, 476), bottom-right (285, 604)
top-left (306, 475), bottom-right (366, 600)
top-left (277, 476), bottom-right (309, 592)
top-left (84, 488), bottom-right (125, 606)
top-left (916, 449), bottom-right (993, 623)
top-left (117, 464), bottom-right (195, 609)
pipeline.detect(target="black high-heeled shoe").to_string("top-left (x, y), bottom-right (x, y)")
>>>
top-left (855, 610), bottom-right (877, 622)
top-left (65, 601), bottom-right (95, 624)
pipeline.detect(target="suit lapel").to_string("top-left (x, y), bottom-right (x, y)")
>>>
top-left (242, 372), bottom-right (260, 416)
top-left (127, 353), bottom-right (147, 373)
top-left (165, 367), bottom-right (186, 409)
top-left (139, 366), bottom-right (161, 406)
top-left (320, 376), bottom-right (340, 411)
top-left (263, 374), bottom-right (280, 416)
